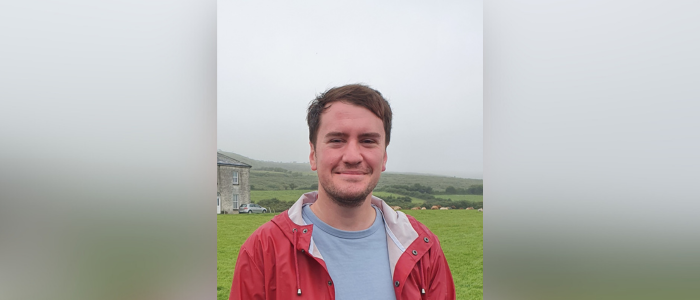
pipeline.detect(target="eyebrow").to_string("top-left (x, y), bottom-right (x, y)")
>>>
top-left (358, 132), bottom-right (382, 139)
top-left (323, 132), bottom-right (382, 139)
top-left (324, 132), bottom-right (348, 139)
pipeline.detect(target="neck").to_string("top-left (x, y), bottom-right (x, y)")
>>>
top-left (310, 190), bottom-right (377, 231)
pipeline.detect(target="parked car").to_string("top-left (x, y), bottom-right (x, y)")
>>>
top-left (239, 203), bottom-right (268, 214)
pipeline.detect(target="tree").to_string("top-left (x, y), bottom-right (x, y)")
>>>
top-left (467, 184), bottom-right (483, 195)
top-left (289, 183), bottom-right (298, 190)
top-left (445, 186), bottom-right (457, 194)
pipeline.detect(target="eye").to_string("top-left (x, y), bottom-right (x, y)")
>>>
top-left (361, 139), bottom-right (378, 144)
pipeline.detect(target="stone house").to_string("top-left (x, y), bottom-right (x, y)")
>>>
top-left (217, 152), bottom-right (252, 214)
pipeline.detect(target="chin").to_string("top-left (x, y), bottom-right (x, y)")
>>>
top-left (322, 183), bottom-right (374, 208)
top-left (339, 189), bottom-right (370, 199)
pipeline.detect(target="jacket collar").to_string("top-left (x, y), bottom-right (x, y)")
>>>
top-left (274, 191), bottom-right (423, 276)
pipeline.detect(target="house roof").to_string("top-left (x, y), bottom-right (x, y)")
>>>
top-left (217, 152), bottom-right (252, 168)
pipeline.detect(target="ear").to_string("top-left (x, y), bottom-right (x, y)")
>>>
top-left (382, 150), bottom-right (387, 172)
top-left (309, 142), bottom-right (317, 171)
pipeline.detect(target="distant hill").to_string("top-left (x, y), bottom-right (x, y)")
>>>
top-left (218, 150), bottom-right (483, 192)
top-left (377, 173), bottom-right (482, 191)
top-left (218, 151), bottom-right (313, 173)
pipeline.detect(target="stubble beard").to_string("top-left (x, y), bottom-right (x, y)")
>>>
top-left (320, 171), bottom-right (379, 208)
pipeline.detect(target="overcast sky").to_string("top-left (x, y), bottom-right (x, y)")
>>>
top-left (217, 0), bottom-right (482, 179)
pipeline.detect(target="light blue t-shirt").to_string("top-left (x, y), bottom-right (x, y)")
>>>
top-left (302, 204), bottom-right (396, 300)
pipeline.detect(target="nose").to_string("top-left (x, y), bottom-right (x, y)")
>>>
top-left (341, 140), bottom-right (363, 165)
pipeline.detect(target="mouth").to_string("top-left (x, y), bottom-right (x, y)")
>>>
top-left (333, 168), bottom-right (371, 179)
top-left (335, 171), bottom-right (367, 175)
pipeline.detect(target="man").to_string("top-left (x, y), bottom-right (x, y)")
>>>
top-left (230, 84), bottom-right (455, 300)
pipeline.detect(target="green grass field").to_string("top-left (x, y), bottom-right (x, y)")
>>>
top-left (371, 191), bottom-right (424, 205)
top-left (435, 194), bottom-right (484, 202)
top-left (217, 210), bottom-right (482, 300)
top-left (250, 190), bottom-right (315, 203)
top-left (251, 191), bottom-right (483, 211)
top-left (251, 190), bottom-right (419, 204)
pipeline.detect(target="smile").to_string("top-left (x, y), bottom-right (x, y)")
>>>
top-left (336, 171), bottom-right (367, 175)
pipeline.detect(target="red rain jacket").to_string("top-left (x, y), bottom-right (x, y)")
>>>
top-left (230, 192), bottom-right (456, 300)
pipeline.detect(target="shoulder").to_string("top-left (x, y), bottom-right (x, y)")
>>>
top-left (239, 213), bottom-right (291, 254)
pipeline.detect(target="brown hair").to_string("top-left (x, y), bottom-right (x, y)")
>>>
top-left (307, 84), bottom-right (392, 147)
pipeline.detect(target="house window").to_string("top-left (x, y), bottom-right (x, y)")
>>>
top-left (233, 194), bottom-right (239, 209)
top-left (233, 171), bottom-right (239, 185)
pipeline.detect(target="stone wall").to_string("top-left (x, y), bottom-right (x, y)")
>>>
top-left (217, 165), bottom-right (251, 214)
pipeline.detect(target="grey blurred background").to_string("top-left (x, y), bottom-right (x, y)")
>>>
top-left (0, 1), bottom-right (216, 299)
top-left (485, 1), bottom-right (700, 299)
top-left (218, 0), bottom-right (483, 179)
top-left (1, 1), bottom-right (699, 300)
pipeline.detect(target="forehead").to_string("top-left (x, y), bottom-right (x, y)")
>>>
top-left (319, 102), bottom-right (383, 131)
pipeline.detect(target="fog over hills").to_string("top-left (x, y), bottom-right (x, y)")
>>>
top-left (219, 151), bottom-right (314, 173)
top-left (219, 150), bottom-right (483, 182)
top-left (219, 150), bottom-right (482, 192)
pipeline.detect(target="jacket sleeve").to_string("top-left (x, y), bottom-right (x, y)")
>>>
top-left (229, 242), bottom-right (266, 300)
top-left (427, 236), bottom-right (456, 300)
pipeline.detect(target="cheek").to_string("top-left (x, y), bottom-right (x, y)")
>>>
top-left (367, 152), bottom-right (386, 167)
top-left (316, 152), bottom-right (337, 168)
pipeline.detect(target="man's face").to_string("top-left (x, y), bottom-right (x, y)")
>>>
top-left (310, 101), bottom-right (387, 207)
